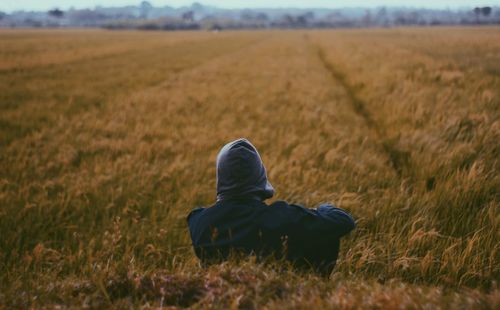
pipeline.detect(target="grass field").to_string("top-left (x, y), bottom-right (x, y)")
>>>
top-left (0, 27), bottom-right (499, 308)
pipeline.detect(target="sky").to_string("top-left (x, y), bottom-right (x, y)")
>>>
top-left (1, 0), bottom-right (499, 12)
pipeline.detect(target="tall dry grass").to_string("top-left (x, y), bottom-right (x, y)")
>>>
top-left (0, 28), bottom-right (498, 308)
top-left (309, 27), bottom-right (499, 289)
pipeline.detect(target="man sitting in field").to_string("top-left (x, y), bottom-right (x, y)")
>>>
top-left (187, 138), bottom-right (355, 275)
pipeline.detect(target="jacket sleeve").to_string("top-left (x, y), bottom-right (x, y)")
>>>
top-left (187, 207), bottom-right (205, 242)
top-left (291, 203), bottom-right (355, 239)
top-left (277, 202), bottom-right (355, 274)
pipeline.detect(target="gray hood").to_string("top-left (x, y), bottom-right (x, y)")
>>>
top-left (216, 138), bottom-right (274, 201)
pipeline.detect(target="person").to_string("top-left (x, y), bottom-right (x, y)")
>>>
top-left (187, 138), bottom-right (355, 275)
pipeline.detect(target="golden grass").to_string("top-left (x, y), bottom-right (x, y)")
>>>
top-left (0, 27), bottom-right (498, 308)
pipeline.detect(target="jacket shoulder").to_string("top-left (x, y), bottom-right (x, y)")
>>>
top-left (263, 200), bottom-right (317, 225)
top-left (187, 207), bottom-right (205, 223)
top-left (268, 200), bottom-right (289, 208)
top-left (269, 200), bottom-right (316, 215)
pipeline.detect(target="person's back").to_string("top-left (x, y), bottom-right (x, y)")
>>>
top-left (187, 138), bottom-right (355, 275)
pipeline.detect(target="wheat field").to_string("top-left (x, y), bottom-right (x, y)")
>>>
top-left (0, 28), bottom-right (499, 308)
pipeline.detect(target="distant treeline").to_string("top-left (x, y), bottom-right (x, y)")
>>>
top-left (1, 2), bottom-right (500, 30)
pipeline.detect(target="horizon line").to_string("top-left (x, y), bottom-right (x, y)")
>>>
top-left (2, 3), bottom-right (497, 13)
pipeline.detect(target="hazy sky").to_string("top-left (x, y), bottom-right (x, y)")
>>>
top-left (1, 0), bottom-right (499, 12)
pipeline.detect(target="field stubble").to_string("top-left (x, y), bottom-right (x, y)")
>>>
top-left (0, 28), bottom-right (499, 308)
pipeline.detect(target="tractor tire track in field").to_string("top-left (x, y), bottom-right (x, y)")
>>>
top-left (136, 36), bottom-right (269, 90)
top-left (0, 35), bottom-right (267, 147)
top-left (312, 41), bottom-right (412, 179)
top-left (0, 34), bottom-right (262, 75)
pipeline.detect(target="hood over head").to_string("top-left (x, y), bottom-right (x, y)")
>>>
top-left (216, 138), bottom-right (274, 201)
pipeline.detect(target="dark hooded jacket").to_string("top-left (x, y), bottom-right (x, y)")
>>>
top-left (187, 138), bottom-right (355, 274)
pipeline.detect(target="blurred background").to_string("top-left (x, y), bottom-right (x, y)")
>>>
top-left (1, 1), bottom-right (500, 30)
